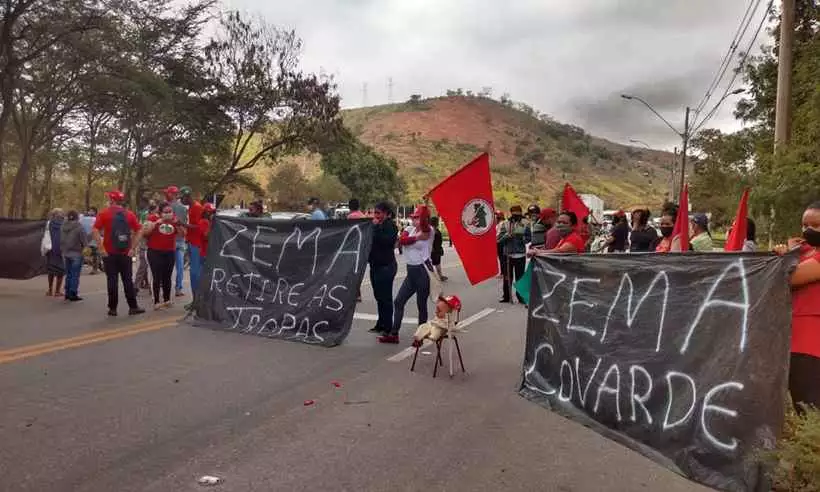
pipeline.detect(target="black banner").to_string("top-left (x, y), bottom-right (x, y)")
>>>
top-left (520, 254), bottom-right (795, 491)
top-left (194, 217), bottom-right (373, 347)
top-left (0, 219), bottom-right (47, 280)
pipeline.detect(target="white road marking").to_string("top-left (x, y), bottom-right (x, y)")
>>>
top-left (386, 308), bottom-right (496, 362)
top-left (354, 313), bottom-right (418, 325)
top-left (360, 262), bottom-right (462, 287)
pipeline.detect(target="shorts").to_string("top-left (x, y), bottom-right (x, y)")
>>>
top-left (431, 253), bottom-right (442, 266)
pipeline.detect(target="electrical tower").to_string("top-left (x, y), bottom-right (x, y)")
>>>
top-left (362, 82), bottom-right (368, 107)
top-left (387, 77), bottom-right (394, 104)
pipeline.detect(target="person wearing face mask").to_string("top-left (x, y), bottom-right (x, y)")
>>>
top-left (655, 204), bottom-right (680, 253)
top-left (774, 201), bottom-right (820, 413)
top-left (629, 208), bottom-right (658, 252)
top-left (530, 207), bottom-right (556, 249)
top-left (137, 203), bottom-right (184, 310)
top-left (529, 211), bottom-right (585, 255)
top-left (379, 204), bottom-right (433, 344)
top-left (497, 205), bottom-right (531, 303)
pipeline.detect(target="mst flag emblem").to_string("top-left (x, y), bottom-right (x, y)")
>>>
top-left (427, 152), bottom-right (498, 285)
top-left (461, 199), bottom-right (493, 236)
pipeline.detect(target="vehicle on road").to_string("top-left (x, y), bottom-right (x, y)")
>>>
top-left (269, 211), bottom-right (311, 221)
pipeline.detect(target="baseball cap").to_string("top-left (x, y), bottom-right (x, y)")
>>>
top-left (410, 204), bottom-right (430, 219)
top-left (540, 208), bottom-right (556, 219)
top-left (164, 185), bottom-right (179, 195)
top-left (439, 295), bottom-right (462, 311)
top-left (106, 190), bottom-right (125, 203)
top-left (692, 213), bottom-right (709, 229)
top-left (179, 186), bottom-right (192, 196)
top-left (203, 202), bottom-right (216, 213)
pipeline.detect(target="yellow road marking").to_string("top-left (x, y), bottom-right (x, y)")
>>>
top-left (0, 317), bottom-right (180, 365)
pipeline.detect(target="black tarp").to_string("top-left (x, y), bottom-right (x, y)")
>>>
top-left (519, 253), bottom-right (796, 492)
top-left (193, 217), bottom-right (373, 347)
top-left (0, 219), bottom-right (47, 280)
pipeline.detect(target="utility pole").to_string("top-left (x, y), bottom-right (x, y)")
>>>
top-left (774, 0), bottom-right (795, 149)
top-left (678, 107), bottom-right (690, 201)
top-left (670, 147), bottom-right (678, 200)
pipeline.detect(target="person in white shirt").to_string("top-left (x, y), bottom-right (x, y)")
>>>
top-left (379, 205), bottom-right (434, 344)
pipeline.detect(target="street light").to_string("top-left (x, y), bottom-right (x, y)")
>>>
top-left (621, 94), bottom-right (688, 200)
top-left (628, 139), bottom-right (651, 149)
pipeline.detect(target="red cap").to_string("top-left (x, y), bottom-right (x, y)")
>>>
top-left (203, 202), bottom-right (216, 213)
top-left (439, 295), bottom-right (462, 312)
top-left (164, 185), bottom-right (179, 196)
top-left (410, 204), bottom-right (431, 220)
top-left (106, 190), bottom-right (125, 203)
top-left (614, 210), bottom-right (626, 217)
top-left (539, 208), bottom-right (556, 220)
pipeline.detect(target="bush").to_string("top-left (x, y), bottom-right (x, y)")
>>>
top-left (765, 404), bottom-right (820, 491)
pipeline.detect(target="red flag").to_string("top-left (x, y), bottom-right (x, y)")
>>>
top-left (561, 183), bottom-right (590, 222)
top-left (724, 189), bottom-right (750, 252)
top-left (672, 184), bottom-right (690, 252)
top-left (427, 153), bottom-right (498, 285)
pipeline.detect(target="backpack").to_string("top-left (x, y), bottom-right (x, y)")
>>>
top-left (110, 209), bottom-right (131, 251)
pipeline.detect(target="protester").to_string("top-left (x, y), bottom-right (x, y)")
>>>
top-left (180, 186), bottom-right (204, 296)
top-left (163, 187), bottom-right (188, 297)
top-left (430, 216), bottom-right (447, 282)
top-left (630, 208), bottom-right (658, 252)
top-left (241, 199), bottom-right (264, 218)
top-left (80, 207), bottom-right (101, 274)
top-left (497, 205), bottom-right (531, 303)
top-left (531, 210), bottom-right (586, 254)
top-left (379, 205), bottom-right (433, 344)
top-left (526, 204), bottom-right (540, 224)
top-left (135, 202), bottom-right (157, 296)
top-left (138, 203), bottom-right (184, 310)
top-left (44, 208), bottom-right (66, 297)
top-left (198, 203), bottom-right (215, 257)
top-left (347, 198), bottom-right (365, 219)
top-left (690, 213), bottom-right (714, 252)
top-left (606, 210), bottom-right (629, 253)
top-left (579, 216), bottom-right (591, 251)
top-left (92, 190), bottom-right (145, 316)
top-left (773, 201), bottom-right (820, 413)
top-left (368, 201), bottom-right (399, 335)
top-left (308, 197), bottom-right (327, 220)
top-left (744, 218), bottom-right (757, 252)
top-left (655, 204), bottom-right (678, 253)
top-left (60, 210), bottom-right (87, 301)
top-left (530, 207), bottom-right (555, 249)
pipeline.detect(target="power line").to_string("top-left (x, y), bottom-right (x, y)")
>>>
top-left (692, 0), bottom-right (761, 121)
top-left (693, 0), bottom-right (774, 134)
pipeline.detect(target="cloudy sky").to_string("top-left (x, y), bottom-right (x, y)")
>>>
top-left (224, 0), bottom-right (772, 150)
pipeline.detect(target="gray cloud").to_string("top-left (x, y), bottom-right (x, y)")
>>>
top-left (224, 0), bottom-right (768, 149)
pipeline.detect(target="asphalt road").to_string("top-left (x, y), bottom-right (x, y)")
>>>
top-left (0, 249), bottom-right (706, 492)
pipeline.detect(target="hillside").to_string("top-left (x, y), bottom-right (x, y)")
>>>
top-left (267, 96), bottom-right (677, 210)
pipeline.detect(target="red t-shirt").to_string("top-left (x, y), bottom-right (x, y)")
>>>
top-left (792, 248), bottom-right (820, 358)
top-left (93, 206), bottom-right (141, 254)
top-left (146, 219), bottom-right (181, 252)
top-left (556, 232), bottom-right (585, 253)
top-left (198, 218), bottom-right (211, 255)
top-left (187, 201), bottom-right (204, 248)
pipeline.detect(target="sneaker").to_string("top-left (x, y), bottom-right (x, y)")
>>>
top-left (183, 302), bottom-right (193, 311)
top-left (368, 326), bottom-right (385, 334)
top-left (107, 310), bottom-right (117, 317)
top-left (68, 296), bottom-right (83, 302)
top-left (378, 335), bottom-right (400, 344)
top-left (441, 276), bottom-right (449, 282)
top-left (162, 301), bottom-right (172, 309)
top-left (128, 307), bottom-right (146, 316)
top-left (154, 303), bottom-right (163, 311)
top-left (175, 290), bottom-right (185, 298)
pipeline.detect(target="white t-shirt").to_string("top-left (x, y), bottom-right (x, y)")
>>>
top-left (403, 225), bottom-right (433, 266)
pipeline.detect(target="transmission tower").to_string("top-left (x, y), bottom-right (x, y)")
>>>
top-left (387, 77), bottom-right (394, 104)
top-left (362, 82), bottom-right (368, 107)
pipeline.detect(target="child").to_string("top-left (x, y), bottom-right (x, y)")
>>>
top-left (412, 295), bottom-right (462, 347)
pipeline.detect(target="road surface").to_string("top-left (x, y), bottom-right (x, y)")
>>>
top-left (0, 249), bottom-right (706, 491)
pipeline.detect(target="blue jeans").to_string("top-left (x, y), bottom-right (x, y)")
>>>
top-left (63, 256), bottom-right (83, 298)
top-left (174, 240), bottom-right (185, 292)
top-left (369, 262), bottom-right (397, 331)
top-left (189, 244), bottom-right (202, 296)
top-left (391, 264), bottom-right (430, 336)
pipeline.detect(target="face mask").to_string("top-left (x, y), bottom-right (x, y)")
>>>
top-left (162, 213), bottom-right (174, 220)
top-left (556, 224), bottom-right (572, 236)
top-left (660, 226), bottom-right (674, 238)
top-left (803, 227), bottom-right (820, 247)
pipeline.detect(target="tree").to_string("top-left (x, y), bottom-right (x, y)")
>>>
top-left (204, 12), bottom-right (341, 195)
top-left (319, 131), bottom-right (405, 207)
top-left (266, 161), bottom-right (309, 209)
top-left (308, 172), bottom-right (349, 204)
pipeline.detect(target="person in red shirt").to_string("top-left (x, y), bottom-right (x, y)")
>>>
top-left (774, 201), bottom-right (820, 413)
top-left (137, 203), bottom-right (183, 309)
top-left (528, 211), bottom-right (585, 256)
top-left (179, 186), bottom-right (205, 295)
top-left (91, 190), bottom-right (145, 316)
top-left (198, 203), bottom-right (215, 258)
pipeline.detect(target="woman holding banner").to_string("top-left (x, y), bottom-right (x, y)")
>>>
top-left (775, 201), bottom-right (820, 413)
top-left (368, 202), bottom-right (399, 335)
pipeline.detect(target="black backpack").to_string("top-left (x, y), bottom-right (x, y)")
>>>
top-left (110, 210), bottom-right (131, 251)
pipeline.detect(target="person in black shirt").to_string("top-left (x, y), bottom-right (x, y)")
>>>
top-left (606, 211), bottom-right (630, 253)
top-left (430, 216), bottom-right (447, 281)
top-left (629, 208), bottom-right (658, 252)
top-left (368, 201), bottom-right (399, 334)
